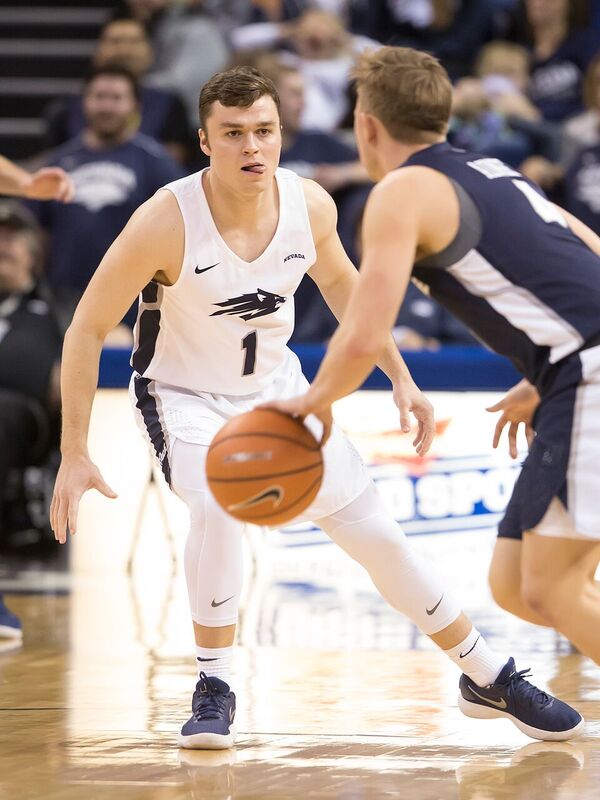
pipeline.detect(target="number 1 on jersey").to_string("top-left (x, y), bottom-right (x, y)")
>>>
top-left (241, 330), bottom-right (257, 376)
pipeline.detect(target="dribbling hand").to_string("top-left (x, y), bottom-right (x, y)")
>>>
top-left (50, 453), bottom-right (117, 544)
top-left (258, 395), bottom-right (333, 446)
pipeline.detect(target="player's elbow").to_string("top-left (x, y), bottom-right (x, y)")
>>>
top-left (343, 332), bottom-right (387, 362)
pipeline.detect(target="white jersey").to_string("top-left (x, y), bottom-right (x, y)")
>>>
top-left (131, 167), bottom-right (317, 395)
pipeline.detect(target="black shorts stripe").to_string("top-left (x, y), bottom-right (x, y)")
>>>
top-left (134, 376), bottom-right (172, 487)
top-left (132, 282), bottom-right (161, 374)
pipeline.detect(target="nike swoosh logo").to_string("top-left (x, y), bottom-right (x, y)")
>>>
top-left (228, 486), bottom-right (283, 511)
top-left (195, 262), bottom-right (219, 274)
top-left (459, 635), bottom-right (481, 659)
top-left (426, 594), bottom-right (444, 615)
top-left (468, 686), bottom-right (508, 709)
top-left (229, 706), bottom-right (235, 723)
top-left (211, 595), bottom-right (235, 608)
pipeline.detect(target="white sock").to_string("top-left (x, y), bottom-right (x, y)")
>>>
top-left (444, 627), bottom-right (506, 687)
top-left (196, 645), bottom-right (233, 687)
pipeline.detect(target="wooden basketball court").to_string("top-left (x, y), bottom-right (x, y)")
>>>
top-left (1, 391), bottom-right (598, 799)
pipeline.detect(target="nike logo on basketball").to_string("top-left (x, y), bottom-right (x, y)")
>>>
top-left (228, 486), bottom-right (284, 511)
top-left (426, 594), bottom-right (444, 615)
top-left (211, 288), bottom-right (286, 321)
top-left (211, 595), bottom-right (235, 608)
top-left (468, 686), bottom-right (508, 709)
top-left (459, 635), bottom-right (481, 658)
top-left (195, 262), bottom-right (219, 274)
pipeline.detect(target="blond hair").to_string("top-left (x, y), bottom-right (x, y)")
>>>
top-left (352, 46), bottom-right (452, 143)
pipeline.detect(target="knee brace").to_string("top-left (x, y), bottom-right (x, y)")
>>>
top-left (317, 483), bottom-right (462, 635)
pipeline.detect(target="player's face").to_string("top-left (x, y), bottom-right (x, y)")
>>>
top-left (353, 93), bottom-right (383, 182)
top-left (199, 97), bottom-right (282, 192)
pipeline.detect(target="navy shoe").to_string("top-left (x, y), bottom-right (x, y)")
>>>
top-left (178, 672), bottom-right (236, 750)
top-left (458, 658), bottom-right (584, 741)
top-left (0, 595), bottom-right (22, 640)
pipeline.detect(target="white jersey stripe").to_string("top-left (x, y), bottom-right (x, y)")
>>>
top-left (448, 250), bottom-right (584, 363)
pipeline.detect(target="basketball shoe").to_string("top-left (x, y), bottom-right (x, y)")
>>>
top-left (0, 594), bottom-right (22, 640)
top-left (458, 657), bottom-right (584, 741)
top-left (178, 672), bottom-right (236, 749)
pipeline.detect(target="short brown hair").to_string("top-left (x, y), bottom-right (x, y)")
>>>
top-left (199, 66), bottom-right (281, 129)
top-left (352, 47), bottom-right (452, 143)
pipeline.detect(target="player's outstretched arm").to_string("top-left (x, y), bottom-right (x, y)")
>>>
top-left (50, 190), bottom-right (184, 543)
top-left (0, 154), bottom-right (74, 202)
top-left (301, 179), bottom-right (434, 452)
top-left (266, 172), bottom-right (440, 451)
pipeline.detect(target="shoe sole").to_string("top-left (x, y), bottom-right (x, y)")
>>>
top-left (177, 724), bottom-right (237, 750)
top-left (0, 625), bottom-right (23, 639)
top-left (458, 694), bottom-right (585, 741)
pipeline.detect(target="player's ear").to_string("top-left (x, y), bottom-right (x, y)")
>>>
top-left (360, 112), bottom-right (378, 146)
top-left (199, 128), bottom-right (211, 156)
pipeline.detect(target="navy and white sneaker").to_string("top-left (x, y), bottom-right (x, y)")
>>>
top-left (0, 595), bottom-right (22, 640)
top-left (178, 672), bottom-right (236, 750)
top-left (459, 658), bottom-right (584, 741)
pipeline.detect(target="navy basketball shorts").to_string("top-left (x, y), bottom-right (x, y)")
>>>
top-left (498, 343), bottom-right (600, 542)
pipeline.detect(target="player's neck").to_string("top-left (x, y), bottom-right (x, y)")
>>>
top-left (203, 168), bottom-right (278, 231)
top-left (377, 138), bottom-right (445, 178)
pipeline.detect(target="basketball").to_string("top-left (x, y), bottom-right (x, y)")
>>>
top-left (206, 408), bottom-right (324, 525)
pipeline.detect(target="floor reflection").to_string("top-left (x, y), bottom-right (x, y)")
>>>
top-left (0, 524), bottom-right (598, 800)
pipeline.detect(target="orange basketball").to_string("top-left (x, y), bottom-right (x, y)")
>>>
top-left (206, 408), bottom-right (324, 525)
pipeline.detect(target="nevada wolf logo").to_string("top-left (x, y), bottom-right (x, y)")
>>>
top-left (211, 288), bottom-right (286, 321)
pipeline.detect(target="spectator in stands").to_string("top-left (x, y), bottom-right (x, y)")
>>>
top-left (520, 53), bottom-right (600, 212)
top-left (118, 0), bottom-right (230, 127)
top-left (231, 9), bottom-right (376, 131)
top-left (562, 51), bottom-right (600, 160)
top-left (262, 58), bottom-right (369, 199)
top-left (0, 160), bottom-right (72, 643)
top-left (449, 40), bottom-right (559, 166)
top-left (366, 0), bottom-right (495, 78)
top-left (512, 0), bottom-right (600, 122)
top-left (31, 65), bottom-right (183, 326)
top-left (44, 18), bottom-right (194, 166)
top-left (0, 203), bottom-right (64, 642)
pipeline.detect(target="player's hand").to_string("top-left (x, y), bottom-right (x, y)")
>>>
top-left (50, 452), bottom-right (117, 544)
top-left (23, 167), bottom-right (74, 202)
top-left (486, 379), bottom-right (540, 459)
top-left (258, 395), bottom-right (334, 446)
top-left (392, 379), bottom-right (435, 456)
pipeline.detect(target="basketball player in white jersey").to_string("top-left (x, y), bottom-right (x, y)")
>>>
top-left (50, 66), bottom-right (582, 749)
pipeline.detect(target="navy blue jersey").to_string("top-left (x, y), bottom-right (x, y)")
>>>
top-left (31, 133), bottom-right (183, 293)
top-left (406, 142), bottom-right (600, 390)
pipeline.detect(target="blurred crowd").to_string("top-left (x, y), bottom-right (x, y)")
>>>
top-left (1, 0), bottom-right (600, 557)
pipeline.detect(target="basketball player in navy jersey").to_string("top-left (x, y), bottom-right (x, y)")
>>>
top-left (275, 48), bottom-right (600, 681)
top-left (50, 66), bottom-right (582, 749)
